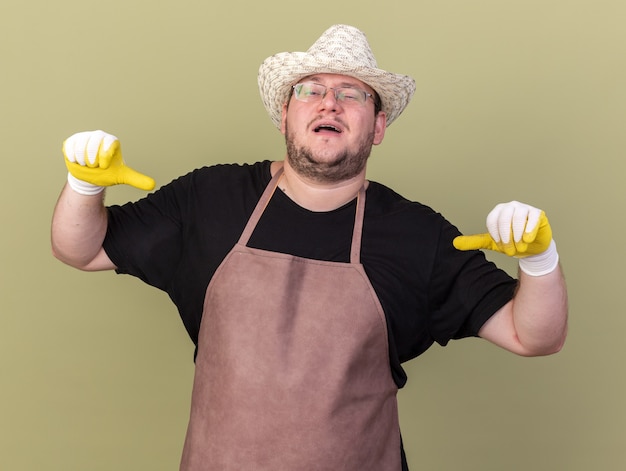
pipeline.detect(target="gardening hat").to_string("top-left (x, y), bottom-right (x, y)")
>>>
top-left (258, 24), bottom-right (416, 128)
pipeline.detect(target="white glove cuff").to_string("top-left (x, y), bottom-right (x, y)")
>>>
top-left (67, 173), bottom-right (104, 196)
top-left (518, 239), bottom-right (559, 277)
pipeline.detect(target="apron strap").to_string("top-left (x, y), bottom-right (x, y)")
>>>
top-left (350, 185), bottom-right (366, 264)
top-left (238, 166), bottom-right (284, 246)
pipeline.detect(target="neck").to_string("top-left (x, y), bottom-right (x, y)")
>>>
top-left (271, 160), bottom-right (367, 212)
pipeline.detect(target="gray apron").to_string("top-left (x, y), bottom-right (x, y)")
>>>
top-left (180, 166), bottom-right (401, 470)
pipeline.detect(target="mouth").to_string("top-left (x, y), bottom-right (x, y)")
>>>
top-left (313, 123), bottom-right (343, 134)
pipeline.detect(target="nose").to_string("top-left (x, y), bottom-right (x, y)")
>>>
top-left (318, 88), bottom-right (341, 111)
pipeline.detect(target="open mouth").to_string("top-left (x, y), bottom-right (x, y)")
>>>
top-left (314, 124), bottom-right (342, 133)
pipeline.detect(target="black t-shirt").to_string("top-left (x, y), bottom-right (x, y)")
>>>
top-left (103, 160), bottom-right (517, 387)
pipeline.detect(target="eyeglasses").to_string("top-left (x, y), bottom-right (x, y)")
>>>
top-left (292, 82), bottom-right (374, 106)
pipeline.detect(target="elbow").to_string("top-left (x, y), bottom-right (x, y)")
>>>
top-left (51, 243), bottom-right (64, 264)
top-left (51, 243), bottom-right (68, 265)
top-left (544, 320), bottom-right (569, 356)
top-left (546, 331), bottom-right (568, 355)
top-left (531, 341), bottom-right (565, 357)
top-left (519, 326), bottom-right (568, 357)
top-left (50, 244), bottom-right (93, 271)
top-left (51, 245), bottom-right (81, 270)
top-left (51, 241), bottom-right (115, 272)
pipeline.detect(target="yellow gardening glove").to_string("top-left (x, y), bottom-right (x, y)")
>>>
top-left (453, 201), bottom-right (559, 276)
top-left (63, 130), bottom-right (155, 195)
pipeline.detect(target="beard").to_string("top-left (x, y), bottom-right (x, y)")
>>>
top-left (284, 122), bottom-right (375, 184)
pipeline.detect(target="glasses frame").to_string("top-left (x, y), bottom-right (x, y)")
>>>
top-left (292, 82), bottom-right (374, 106)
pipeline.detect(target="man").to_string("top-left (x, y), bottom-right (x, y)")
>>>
top-left (52, 25), bottom-right (567, 471)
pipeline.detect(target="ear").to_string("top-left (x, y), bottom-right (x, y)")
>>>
top-left (280, 103), bottom-right (289, 135)
top-left (373, 111), bottom-right (387, 145)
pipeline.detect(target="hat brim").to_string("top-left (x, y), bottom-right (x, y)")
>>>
top-left (258, 51), bottom-right (416, 128)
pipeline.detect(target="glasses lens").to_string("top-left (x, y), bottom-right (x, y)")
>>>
top-left (336, 88), bottom-right (366, 105)
top-left (294, 83), bottom-right (325, 102)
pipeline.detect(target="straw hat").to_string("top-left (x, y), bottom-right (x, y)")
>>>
top-left (258, 24), bottom-right (416, 128)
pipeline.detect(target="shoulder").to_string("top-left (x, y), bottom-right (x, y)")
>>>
top-left (365, 181), bottom-right (451, 232)
top-left (139, 160), bottom-right (273, 212)
top-left (362, 181), bottom-right (466, 278)
top-left (108, 160), bottom-right (274, 224)
top-left (171, 160), bottom-right (272, 192)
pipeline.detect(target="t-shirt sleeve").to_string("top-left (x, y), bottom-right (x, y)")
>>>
top-left (102, 172), bottom-right (192, 291)
top-left (427, 218), bottom-right (518, 346)
top-left (101, 161), bottom-right (272, 297)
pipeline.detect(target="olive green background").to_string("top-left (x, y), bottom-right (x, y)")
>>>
top-left (1, 0), bottom-right (624, 469)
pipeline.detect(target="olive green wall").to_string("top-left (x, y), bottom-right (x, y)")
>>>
top-left (1, 0), bottom-right (624, 469)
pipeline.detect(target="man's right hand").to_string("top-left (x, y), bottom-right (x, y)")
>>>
top-left (63, 130), bottom-right (156, 195)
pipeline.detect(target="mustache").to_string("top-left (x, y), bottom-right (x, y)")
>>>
top-left (307, 115), bottom-right (349, 132)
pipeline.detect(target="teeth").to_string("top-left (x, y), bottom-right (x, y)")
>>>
top-left (316, 125), bottom-right (340, 132)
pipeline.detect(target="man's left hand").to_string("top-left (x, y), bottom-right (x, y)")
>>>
top-left (453, 201), bottom-right (559, 276)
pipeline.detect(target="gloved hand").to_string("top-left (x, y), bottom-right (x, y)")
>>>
top-left (63, 130), bottom-right (156, 195)
top-left (453, 201), bottom-right (559, 276)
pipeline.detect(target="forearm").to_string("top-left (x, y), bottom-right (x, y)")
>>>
top-left (510, 265), bottom-right (568, 355)
top-left (51, 183), bottom-right (110, 270)
top-left (479, 265), bottom-right (568, 357)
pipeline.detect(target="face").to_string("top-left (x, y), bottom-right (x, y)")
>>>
top-left (280, 74), bottom-right (386, 184)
